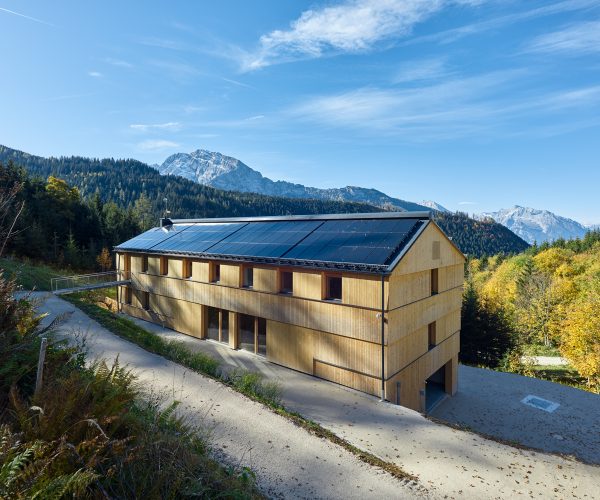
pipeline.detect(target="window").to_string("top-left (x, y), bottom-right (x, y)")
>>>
top-left (207, 307), bottom-right (229, 344)
top-left (431, 268), bottom-right (439, 295)
top-left (428, 321), bottom-right (436, 350)
top-left (211, 263), bottom-right (221, 283)
top-left (125, 287), bottom-right (132, 305)
top-left (325, 275), bottom-right (342, 301)
top-left (280, 271), bottom-right (293, 294)
top-left (142, 291), bottom-right (150, 311)
top-left (239, 314), bottom-right (255, 352)
top-left (141, 255), bottom-right (148, 273)
top-left (257, 318), bottom-right (267, 356)
top-left (242, 266), bottom-right (254, 288)
top-left (183, 259), bottom-right (192, 279)
top-left (160, 256), bottom-right (169, 276)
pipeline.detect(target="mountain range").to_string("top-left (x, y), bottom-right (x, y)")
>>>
top-left (479, 206), bottom-right (589, 244)
top-left (154, 149), bottom-right (429, 212)
top-left (154, 148), bottom-right (594, 245)
top-left (0, 144), bottom-right (530, 257)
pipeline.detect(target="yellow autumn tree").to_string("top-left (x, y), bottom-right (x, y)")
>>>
top-left (96, 247), bottom-right (112, 271)
top-left (560, 284), bottom-right (600, 390)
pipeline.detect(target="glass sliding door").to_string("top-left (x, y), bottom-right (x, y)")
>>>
top-left (221, 310), bottom-right (229, 344)
top-left (257, 318), bottom-right (267, 356)
top-left (239, 314), bottom-right (255, 352)
top-left (207, 307), bottom-right (219, 341)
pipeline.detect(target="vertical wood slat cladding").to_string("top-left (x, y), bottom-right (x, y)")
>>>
top-left (221, 264), bottom-right (240, 288)
top-left (314, 361), bottom-right (380, 396)
top-left (385, 332), bottom-right (460, 410)
top-left (253, 267), bottom-right (279, 293)
top-left (267, 320), bottom-right (315, 374)
top-left (292, 271), bottom-right (322, 300)
top-left (343, 275), bottom-right (387, 309)
top-left (388, 270), bottom-right (430, 309)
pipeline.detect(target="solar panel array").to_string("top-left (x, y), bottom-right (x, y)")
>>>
top-left (115, 217), bottom-right (425, 270)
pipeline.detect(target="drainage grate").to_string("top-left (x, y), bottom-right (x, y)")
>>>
top-left (521, 395), bottom-right (560, 413)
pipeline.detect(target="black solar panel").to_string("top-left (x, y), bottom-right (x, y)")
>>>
top-left (207, 220), bottom-right (323, 258)
top-left (115, 226), bottom-right (177, 251)
top-left (281, 218), bottom-right (421, 265)
top-left (151, 222), bottom-right (247, 253)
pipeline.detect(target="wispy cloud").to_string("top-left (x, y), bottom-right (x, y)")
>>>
top-left (221, 77), bottom-right (253, 88)
top-left (459, 201), bottom-right (478, 205)
top-left (137, 139), bottom-right (180, 151)
top-left (130, 122), bottom-right (182, 132)
top-left (104, 57), bottom-right (133, 68)
top-left (525, 20), bottom-right (600, 55)
top-left (239, 0), bottom-right (485, 71)
top-left (400, 0), bottom-right (600, 47)
top-left (393, 58), bottom-right (450, 83)
top-left (0, 6), bottom-right (53, 26)
top-left (289, 71), bottom-right (600, 139)
top-left (88, 71), bottom-right (103, 78)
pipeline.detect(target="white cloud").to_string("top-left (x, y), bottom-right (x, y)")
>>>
top-left (240, 0), bottom-right (484, 71)
top-left (88, 71), bottom-right (103, 78)
top-left (289, 71), bottom-right (600, 139)
top-left (137, 139), bottom-right (180, 151)
top-left (393, 58), bottom-right (450, 83)
top-left (105, 57), bottom-right (133, 68)
top-left (130, 122), bottom-right (182, 132)
top-left (525, 21), bottom-right (600, 55)
top-left (459, 201), bottom-right (478, 205)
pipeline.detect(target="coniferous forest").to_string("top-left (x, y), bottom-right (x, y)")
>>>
top-left (0, 145), bottom-right (529, 262)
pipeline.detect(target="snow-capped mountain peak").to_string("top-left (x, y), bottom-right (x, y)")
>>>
top-left (479, 206), bottom-right (588, 244)
top-left (421, 200), bottom-right (449, 212)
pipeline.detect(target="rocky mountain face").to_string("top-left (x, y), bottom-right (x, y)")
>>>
top-left (421, 200), bottom-right (449, 212)
top-left (155, 149), bottom-right (430, 212)
top-left (479, 206), bottom-right (588, 244)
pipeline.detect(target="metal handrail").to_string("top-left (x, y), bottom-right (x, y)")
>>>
top-left (51, 270), bottom-right (131, 293)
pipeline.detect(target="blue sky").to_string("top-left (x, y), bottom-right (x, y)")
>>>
top-left (1, 1), bottom-right (600, 224)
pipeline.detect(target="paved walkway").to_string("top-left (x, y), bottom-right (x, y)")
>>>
top-left (36, 293), bottom-right (600, 499)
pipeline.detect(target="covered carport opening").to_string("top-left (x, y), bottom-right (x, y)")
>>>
top-left (425, 365), bottom-right (447, 411)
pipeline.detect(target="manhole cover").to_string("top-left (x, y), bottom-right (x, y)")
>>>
top-left (521, 395), bottom-right (560, 413)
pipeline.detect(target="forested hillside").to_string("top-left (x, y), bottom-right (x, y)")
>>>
top-left (0, 145), bottom-right (529, 257)
top-left (464, 232), bottom-right (600, 391)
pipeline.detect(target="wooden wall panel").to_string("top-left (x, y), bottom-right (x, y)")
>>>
top-left (387, 326), bottom-right (428, 375)
top-left (314, 333), bottom-right (381, 378)
top-left (254, 267), bottom-right (278, 293)
top-left (387, 288), bottom-right (462, 344)
top-left (314, 361), bottom-right (380, 396)
top-left (342, 275), bottom-right (387, 309)
top-left (388, 270), bottom-right (430, 309)
top-left (167, 257), bottom-right (183, 279)
top-left (221, 264), bottom-right (240, 288)
top-left (191, 261), bottom-right (210, 282)
top-left (438, 263), bottom-right (464, 293)
top-left (293, 271), bottom-right (322, 300)
top-left (385, 332), bottom-right (459, 411)
top-left (436, 309), bottom-right (461, 344)
top-left (393, 223), bottom-right (465, 276)
top-left (147, 256), bottom-right (160, 276)
top-left (267, 320), bottom-right (315, 374)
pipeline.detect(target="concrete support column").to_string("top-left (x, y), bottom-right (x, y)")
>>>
top-left (445, 354), bottom-right (458, 395)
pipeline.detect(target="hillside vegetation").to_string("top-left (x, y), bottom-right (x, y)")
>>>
top-left (463, 232), bottom-right (600, 391)
top-left (1, 145), bottom-right (529, 257)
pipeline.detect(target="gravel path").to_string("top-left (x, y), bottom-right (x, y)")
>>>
top-left (35, 293), bottom-right (600, 500)
top-left (35, 293), bottom-right (425, 500)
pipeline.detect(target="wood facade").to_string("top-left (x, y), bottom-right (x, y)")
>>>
top-left (116, 220), bottom-right (465, 412)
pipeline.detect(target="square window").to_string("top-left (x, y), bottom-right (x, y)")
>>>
top-left (243, 266), bottom-right (254, 288)
top-left (280, 271), bottom-right (293, 294)
top-left (326, 276), bottom-right (342, 301)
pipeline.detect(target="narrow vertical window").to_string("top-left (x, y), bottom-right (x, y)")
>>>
top-left (242, 266), bottom-right (254, 288)
top-left (280, 271), bottom-right (293, 294)
top-left (160, 256), bottom-right (169, 276)
top-left (211, 263), bottom-right (221, 283)
top-left (428, 321), bottom-right (436, 350)
top-left (142, 291), bottom-right (150, 311)
top-left (125, 287), bottom-right (132, 305)
top-left (183, 259), bottom-right (192, 279)
top-left (141, 255), bottom-right (148, 273)
top-left (431, 268), bottom-right (439, 295)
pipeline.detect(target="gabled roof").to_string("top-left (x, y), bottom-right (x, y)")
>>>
top-left (114, 212), bottom-right (432, 274)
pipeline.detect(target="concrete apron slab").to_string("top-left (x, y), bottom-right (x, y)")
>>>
top-left (36, 293), bottom-right (600, 500)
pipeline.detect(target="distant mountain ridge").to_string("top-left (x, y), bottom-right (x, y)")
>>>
top-left (479, 206), bottom-right (588, 244)
top-left (0, 144), bottom-right (531, 257)
top-left (155, 149), bottom-right (430, 212)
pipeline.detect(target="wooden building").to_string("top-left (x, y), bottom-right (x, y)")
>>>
top-left (114, 212), bottom-right (465, 412)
